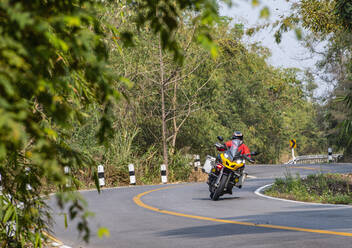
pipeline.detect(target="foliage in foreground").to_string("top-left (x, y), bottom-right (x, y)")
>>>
top-left (0, 0), bottom-right (225, 246)
top-left (0, 0), bottom-right (119, 245)
top-left (265, 173), bottom-right (352, 205)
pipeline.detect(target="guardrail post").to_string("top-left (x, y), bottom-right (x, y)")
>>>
top-left (64, 166), bottom-right (71, 188)
top-left (194, 155), bottom-right (201, 171)
top-left (98, 164), bottom-right (105, 187)
top-left (291, 148), bottom-right (296, 164)
top-left (25, 167), bottom-right (32, 191)
top-left (161, 164), bottom-right (167, 184)
top-left (328, 148), bottom-right (333, 163)
top-left (128, 164), bottom-right (136, 185)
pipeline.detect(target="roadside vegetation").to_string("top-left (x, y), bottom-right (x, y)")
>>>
top-left (265, 173), bottom-right (352, 205)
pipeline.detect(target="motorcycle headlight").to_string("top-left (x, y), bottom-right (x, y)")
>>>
top-left (236, 159), bottom-right (243, 164)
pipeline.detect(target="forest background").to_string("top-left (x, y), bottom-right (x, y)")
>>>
top-left (1, 0), bottom-right (352, 246)
top-left (83, 1), bottom-right (328, 186)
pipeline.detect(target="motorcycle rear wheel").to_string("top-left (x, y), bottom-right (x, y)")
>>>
top-left (211, 174), bottom-right (228, 201)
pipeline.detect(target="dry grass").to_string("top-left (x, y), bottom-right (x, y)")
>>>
top-left (188, 169), bottom-right (208, 182)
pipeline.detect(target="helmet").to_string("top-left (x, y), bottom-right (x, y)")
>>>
top-left (232, 131), bottom-right (243, 140)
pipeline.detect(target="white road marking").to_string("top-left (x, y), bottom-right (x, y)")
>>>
top-left (50, 242), bottom-right (61, 247)
top-left (246, 175), bottom-right (257, 179)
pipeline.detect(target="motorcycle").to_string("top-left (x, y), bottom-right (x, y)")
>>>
top-left (204, 136), bottom-right (257, 201)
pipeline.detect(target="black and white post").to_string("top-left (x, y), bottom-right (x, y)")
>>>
top-left (128, 164), bottom-right (136, 185)
top-left (25, 167), bottom-right (32, 191)
top-left (64, 166), bottom-right (71, 188)
top-left (194, 154), bottom-right (201, 171)
top-left (328, 147), bottom-right (333, 163)
top-left (98, 164), bottom-right (105, 187)
top-left (161, 164), bottom-right (167, 184)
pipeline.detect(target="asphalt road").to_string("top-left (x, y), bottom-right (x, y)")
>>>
top-left (48, 163), bottom-right (352, 248)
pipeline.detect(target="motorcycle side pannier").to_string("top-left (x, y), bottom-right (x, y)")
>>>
top-left (203, 155), bottom-right (216, 174)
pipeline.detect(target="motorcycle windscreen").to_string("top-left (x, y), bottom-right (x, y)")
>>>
top-left (229, 139), bottom-right (242, 160)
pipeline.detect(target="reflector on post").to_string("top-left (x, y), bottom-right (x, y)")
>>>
top-left (128, 164), bottom-right (136, 185)
top-left (194, 155), bottom-right (201, 171)
top-left (64, 166), bottom-right (71, 188)
top-left (328, 148), bottom-right (333, 163)
top-left (161, 164), bottom-right (167, 184)
top-left (98, 164), bottom-right (105, 187)
top-left (25, 167), bottom-right (32, 191)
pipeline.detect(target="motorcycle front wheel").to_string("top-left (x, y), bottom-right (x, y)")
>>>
top-left (211, 174), bottom-right (228, 201)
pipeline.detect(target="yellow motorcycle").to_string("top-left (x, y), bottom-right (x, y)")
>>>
top-left (206, 136), bottom-right (257, 201)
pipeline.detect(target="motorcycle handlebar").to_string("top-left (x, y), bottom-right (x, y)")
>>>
top-left (214, 143), bottom-right (256, 163)
top-left (242, 154), bottom-right (255, 163)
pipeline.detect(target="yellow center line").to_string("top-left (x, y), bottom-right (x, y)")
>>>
top-left (291, 166), bottom-right (329, 171)
top-left (133, 186), bottom-right (352, 237)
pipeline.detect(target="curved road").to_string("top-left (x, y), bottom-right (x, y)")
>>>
top-left (48, 163), bottom-right (352, 248)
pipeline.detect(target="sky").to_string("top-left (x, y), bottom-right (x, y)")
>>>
top-left (220, 0), bottom-right (315, 68)
top-left (219, 0), bottom-right (330, 97)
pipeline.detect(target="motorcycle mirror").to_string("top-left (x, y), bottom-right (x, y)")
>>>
top-left (215, 143), bottom-right (225, 150)
top-left (217, 136), bottom-right (224, 142)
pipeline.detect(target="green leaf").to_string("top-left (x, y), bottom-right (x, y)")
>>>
top-left (0, 143), bottom-right (7, 160)
top-left (246, 28), bottom-right (255, 36)
top-left (274, 31), bottom-right (282, 43)
top-left (0, 76), bottom-right (15, 96)
top-left (93, 171), bottom-right (101, 194)
top-left (252, 0), bottom-right (260, 7)
top-left (119, 77), bottom-right (134, 89)
top-left (34, 232), bottom-right (40, 248)
top-left (3, 206), bottom-right (14, 223)
top-left (45, 32), bottom-right (69, 52)
top-left (63, 16), bottom-right (81, 27)
top-left (44, 128), bottom-right (58, 141)
top-left (196, 34), bottom-right (218, 59)
top-left (97, 227), bottom-right (110, 239)
top-left (64, 213), bottom-right (68, 228)
top-left (294, 28), bottom-right (303, 40)
top-left (2, 50), bottom-right (29, 69)
top-left (260, 7), bottom-right (270, 19)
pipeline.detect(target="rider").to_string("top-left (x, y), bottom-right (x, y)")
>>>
top-left (225, 131), bottom-right (253, 189)
top-left (225, 131), bottom-right (253, 162)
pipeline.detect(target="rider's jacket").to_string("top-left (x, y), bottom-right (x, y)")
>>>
top-left (225, 140), bottom-right (251, 158)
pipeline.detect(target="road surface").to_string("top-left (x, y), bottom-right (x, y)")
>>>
top-left (48, 163), bottom-right (352, 248)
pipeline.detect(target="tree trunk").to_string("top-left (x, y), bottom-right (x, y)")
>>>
top-left (159, 37), bottom-right (168, 169)
top-left (170, 76), bottom-right (178, 154)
